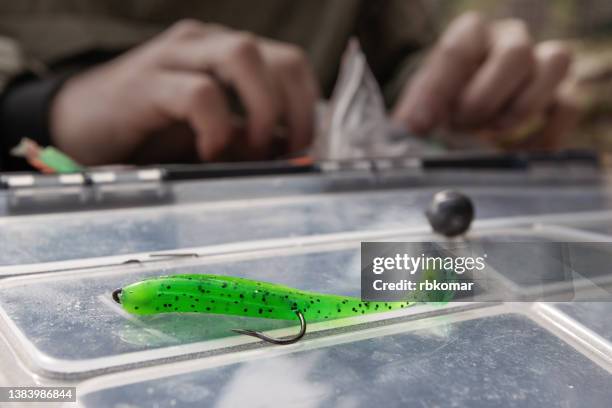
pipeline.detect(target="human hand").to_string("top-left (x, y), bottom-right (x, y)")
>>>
top-left (50, 20), bottom-right (319, 165)
top-left (393, 12), bottom-right (572, 147)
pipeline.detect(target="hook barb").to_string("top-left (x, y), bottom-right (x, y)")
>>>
top-left (232, 310), bottom-right (306, 345)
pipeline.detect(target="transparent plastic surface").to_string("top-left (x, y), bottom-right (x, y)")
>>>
top-left (470, 231), bottom-right (612, 290)
top-left (0, 227), bottom-right (604, 378)
top-left (0, 251), bottom-right (358, 361)
top-left (1, 185), bottom-right (612, 267)
top-left (555, 302), bottom-right (612, 342)
top-left (79, 314), bottom-right (612, 408)
top-left (1, 172), bottom-right (612, 408)
top-left (2, 189), bottom-right (434, 267)
top-left (1, 248), bottom-right (464, 377)
top-left (554, 220), bottom-right (612, 237)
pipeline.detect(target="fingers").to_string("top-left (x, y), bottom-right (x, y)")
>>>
top-left (453, 20), bottom-right (535, 128)
top-left (393, 12), bottom-right (489, 134)
top-left (394, 13), bottom-right (571, 141)
top-left (260, 42), bottom-right (319, 153)
top-left (211, 34), bottom-right (283, 151)
top-left (157, 21), bottom-right (320, 156)
top-left (54, 20), bottom-right (318, 166)
top-left (530, 95), bottom-right (579, 150)
top-left (492, 41), bottom-right (572, 130)
top-left (161, 26), bottom-right (282, 151)
top-left (203, 33), bottom-right (282, 151)
top-left (153, 71), bottom-right (233, 160)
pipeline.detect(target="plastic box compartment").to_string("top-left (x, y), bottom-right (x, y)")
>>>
top-left (1, 172), bottom-right (612, 407)
top-left (553, 303), bottom-right (612, 342)
top-left (78, 312), bottom-right (612, 408)
top-left (0, 246), bottom-right (480, 379)
top-left (2, 183), bottom-right (612, 270)
top-left (0, 226), bottom-right (607, 380)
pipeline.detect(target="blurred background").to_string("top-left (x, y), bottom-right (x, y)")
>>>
top-left (3, 0), bottom-right (612, 172)
top-left (432, 0), bottom-right (612, 152)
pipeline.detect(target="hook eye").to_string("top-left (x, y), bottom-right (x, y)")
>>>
top-left (112, 288), bottom-right (123, 304)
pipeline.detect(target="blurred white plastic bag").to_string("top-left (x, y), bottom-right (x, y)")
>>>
top-left (313, 39), bottom-right (433, 160)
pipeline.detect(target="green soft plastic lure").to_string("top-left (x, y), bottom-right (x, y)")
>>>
top-left (114, 274), bottom-right (413, 320)
top-left (112, 274), bottom-right (415, 344)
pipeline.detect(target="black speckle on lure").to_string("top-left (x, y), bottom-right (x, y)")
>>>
top-left (112, 274), bottom-right (414, 322)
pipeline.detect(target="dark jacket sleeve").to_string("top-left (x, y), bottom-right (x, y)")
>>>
top-left (0, 73), bottom-right (69, 170)
top-left (0, 46), bottom-right (122, 171)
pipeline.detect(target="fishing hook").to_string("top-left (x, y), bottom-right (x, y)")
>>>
top-left (232, 310), bottom-right (306, 345)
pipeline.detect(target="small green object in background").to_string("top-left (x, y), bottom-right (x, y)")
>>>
top-left (406, 266), bottom-right (456, 304)
top-left (39, 146), bottom-right (83, 173)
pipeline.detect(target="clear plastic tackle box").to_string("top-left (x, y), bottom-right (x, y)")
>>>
top-left (0, 164), bottom-right (610, 407)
